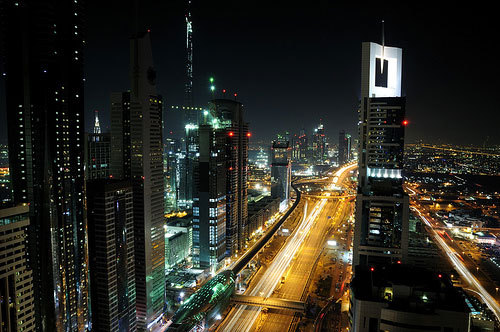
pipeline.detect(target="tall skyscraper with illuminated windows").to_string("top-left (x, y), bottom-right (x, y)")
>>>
top-left (0, 205), bottom-right (36, 331)
top-left (85, 110), bottom-right (111, 180)
top-left (271, 136), bottom-right (291, 205)
top-left (192, 125), bottom-right (227, 271)
top-left (1, 1), bottom-right (89, 330)
top-left (110, 31), bottom-right (165, 330)
top-left (210, 99), bottom-right (249, 255)
top-left (353, 41), bottom-right (409, 267)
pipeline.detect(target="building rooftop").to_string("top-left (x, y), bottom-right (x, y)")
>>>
top-left (351, 264), bottom-right (469, 314)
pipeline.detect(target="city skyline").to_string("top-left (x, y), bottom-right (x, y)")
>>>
top-left (0, 2), bottom-right (498, 145)
top-left (1, 2), bottom-right (500, 332)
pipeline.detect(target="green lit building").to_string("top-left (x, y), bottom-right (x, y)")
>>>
top-left (167, 270), bottom-right (235, 331)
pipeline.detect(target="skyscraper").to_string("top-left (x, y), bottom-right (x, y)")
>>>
top-left (298, 128), bottom-right (308, 163)
top-left (192, 125), bottom-right (227, 271)
top-left (87, 180), bottom-right (136, 332)
top-left (312, 122), bottom-right (327, 164)
top-left (210, 99), bottom-right (249, 255)
top-left (338, 130), bottom-right (351, 166)
top-left (271, 136), bottom-right (292, 205)
top-left (85, 110), bottom-right (111, 180)
top-left (110, 32), bottom-right (165, 330)
top-left (111, 91), bottom-right (132, 180)
top-left (0, 205), bottom-right (36, 331)
top-left (179, 1), bottom-right (197, 211)
top-left (353, 41), bottom-right (409, 267)
top-left (1, 1), bottom-right (89, 330)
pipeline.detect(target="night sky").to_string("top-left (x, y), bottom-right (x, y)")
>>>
top-left (1, 1), bottom-right (499, 145)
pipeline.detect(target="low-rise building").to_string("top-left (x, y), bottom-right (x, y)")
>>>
top-left (350, 264), bottom-right (471, 332)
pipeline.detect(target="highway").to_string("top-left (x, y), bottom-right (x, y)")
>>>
top-left (217, 163), bottom-right (356, 332)
top-left (258, 199), bottom-right (352, 332)
top-left (407, 182), bottom-right (500, 321)
top-left (412, 206), bottom-right (500, 321)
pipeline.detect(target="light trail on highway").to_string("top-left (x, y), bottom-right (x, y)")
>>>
top-left (219, 163), bottom-right (357, 332)
top-left (220, 199), bottom-right (327, 331)
top-left (412, 206), bottom-right (500, 321)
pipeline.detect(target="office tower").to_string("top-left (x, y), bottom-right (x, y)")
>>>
top-left (210, 99), bottom-right (249, 255)
top-left (338, 130), bottom-right (351, 166)
top-left (291, 134), bottom-right (300, 162)
top-left (349, 265), bottom-right (471, 332)
top-left (298, 128), bottom-right (308, 163)
top-left (86, 110), bottom-right (111, 180)
top-left (346, 133), bottom-right (352, 161)
top-left (164, 137), bottom-right (181, 213)
top-left (353, 41), bottom-right (409, 267)
top-left (110, 32), bottom-right (165, 330)
top-left (0, 160), bottom-right (11, 207)
top-left (271, 136), bottom-right (292, 205)
top-left (178, 1), bottom-right (197, 211)
top-left (1, 1), bottom-right (89, 330)
top-left (312, 122), bottom-right (327, 163)
top-left (0, 205), bottom-right (36, 331)
top-left (87, 180), bottom-right (136, 332)
top-left (192, 125), bottom-right (227, 271)
top-left (111, 92), bottom-right (132, 180)
top-left (179, 126), bottom-right (196, 210)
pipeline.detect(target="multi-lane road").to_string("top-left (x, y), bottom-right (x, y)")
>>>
top-left (408, 185), bottom-right (500, 321)
top-left (217, 163), bottom-right (356, 332)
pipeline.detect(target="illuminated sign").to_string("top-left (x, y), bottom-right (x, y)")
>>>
top-left (362, 42), bottom-right (402, 98)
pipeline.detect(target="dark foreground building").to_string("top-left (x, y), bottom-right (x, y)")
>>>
top-left (87, 180), bottom-right (136, 332)
top-left (1, 1), bottom-right (89, 330)
top-left (350, 265), bottom-right (471, 332)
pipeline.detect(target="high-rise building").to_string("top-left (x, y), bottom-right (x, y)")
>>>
top-left (210, 99), bottom-right (249, 255)
top-left (110, 31), bottom-right (165, 330)
top-left (86, 110), bottom-right (111, 180)
top-left (0, 205), bottom-right (36, 331)
top-left (164, 137), bottom-right (181, 213)
top-left (353, 41), bottom-right (409, 267)
top-left (1, 1), bottom-right (89, 329)
top-left (271, 136), bottom-right (291, 205)
top-left (111, 91), bottom-right (132, 180)
top-left (312, 122), bottom-right (327, 164)
top-left (298, 128), bottom-right (308, 163)
top-left (338, 130), bottom-right (351, 166)
top-left (179, 125), bottom-right (197, 210)
top-left (87, 180), bottom-right (136, 332)
top-left (192, 125), bottom-right (227, 271)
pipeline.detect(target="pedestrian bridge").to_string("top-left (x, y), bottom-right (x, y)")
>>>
top-left (231, 294), bottom-right (306, 313)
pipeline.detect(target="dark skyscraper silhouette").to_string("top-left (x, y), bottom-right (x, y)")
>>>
top-left (1, 1), bottom-right (89, 330)
top-left (87, 180), bottom-right (137, 332)
top-left (110, 31), bottom-right (165, 330)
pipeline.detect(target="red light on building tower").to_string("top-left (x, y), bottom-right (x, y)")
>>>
top-left (402, 120), bottom-right (409, 126)
top-left (228, 131), bottom-right (234, 137)
top-left (246, 132), bottom-right (251, 137)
